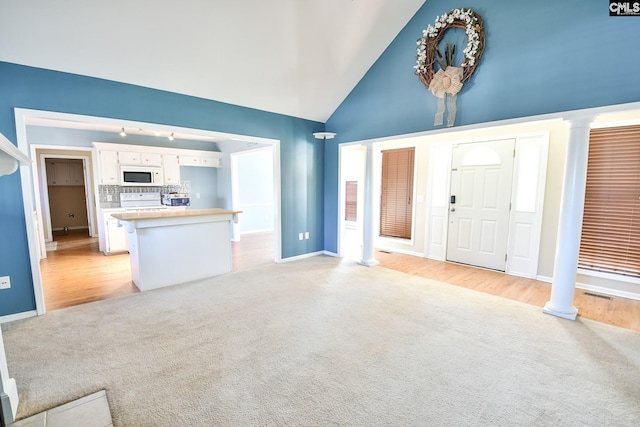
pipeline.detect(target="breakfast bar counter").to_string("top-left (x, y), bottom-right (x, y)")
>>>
top-left (112, 209), bottom-right (241, 291)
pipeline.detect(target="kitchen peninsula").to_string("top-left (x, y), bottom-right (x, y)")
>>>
top-left (112, 209), bottom-right (241, 291)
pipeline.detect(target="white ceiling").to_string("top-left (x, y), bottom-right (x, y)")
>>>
top-left (0, 0), bottom-right (425, 123)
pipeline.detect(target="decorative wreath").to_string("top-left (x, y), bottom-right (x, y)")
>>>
top-left (414, 8), bottom-right (485, 89)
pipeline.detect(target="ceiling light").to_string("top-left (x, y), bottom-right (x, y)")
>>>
top-left (154, 131), bottom-right (161, 137)
top-left (138, 128), bottom-right (144, 133)
top-left (168, 132), bottom-right (174, 141)
top-left (120, 127), bottom-right (127, 137)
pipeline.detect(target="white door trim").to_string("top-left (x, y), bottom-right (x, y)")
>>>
top-left (32, 149), bottom-right (96, 243)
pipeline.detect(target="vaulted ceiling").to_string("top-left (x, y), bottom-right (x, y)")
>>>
top-left (0, 0), bottom-right (426, 123)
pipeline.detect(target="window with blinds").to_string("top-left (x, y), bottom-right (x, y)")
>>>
top-left (345, 181), bottom-right (358, 221)
top-left (380, 147), bottom-right (415, 239)
top-left (578, 125), bottom-right (640, 277)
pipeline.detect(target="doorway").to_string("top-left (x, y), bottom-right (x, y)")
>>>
top-left (34, 149), bottom-right (97, 252)
top-left (447, 139), bottom-right (515, 271)
top-left (17, 108), bottom-right (283, 315)
top-left (43, 158), bottom-right (91, 242)
top-left (339, 145), bottom-right (366, 260)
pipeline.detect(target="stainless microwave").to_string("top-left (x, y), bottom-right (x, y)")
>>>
top-left (120, 166), bottom-right (164, 186)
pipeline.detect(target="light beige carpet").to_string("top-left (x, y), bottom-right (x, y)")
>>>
top-left (3, 256), bottom-right (640, 426)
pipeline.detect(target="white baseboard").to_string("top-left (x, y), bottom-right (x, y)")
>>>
top-left (240, 228), bottom-right (274, 235)
top-left (536, 275), bottom-right (552, 283)
top-left (0, 310), bottom-right (37, 324)
top-left (52, 225), bottom-right (89, 231)
top-left (377, 246), bottom-right (424, 258)
top-left (278, 251), bottom-right (324, 263)
top-left (323, 250), bottom-right (339, 257)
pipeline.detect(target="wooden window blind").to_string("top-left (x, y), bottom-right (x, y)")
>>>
top-left (578, 125), bottom-right (640, 277)
top-left (345, 181), bottom-right (358, 221)
top-left (380, 147), bottom-right (415, 239)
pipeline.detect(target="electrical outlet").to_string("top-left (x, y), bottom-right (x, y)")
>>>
top-left (0, 276), bottom-right (10, 290)
top-left (305, 232), bottom-right (309, 239)
top-left (298, 232), bottom-right (303, 240)
top-left (196, 193), bottom-right (201, 199)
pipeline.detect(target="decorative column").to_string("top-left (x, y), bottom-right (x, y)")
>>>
top-left (543, 117), bottom-right (594, 320)
top-left (360, 142), bottom-right (379, 267)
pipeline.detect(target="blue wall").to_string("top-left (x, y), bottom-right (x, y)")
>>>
top-left (0, 61), bottom-right (324, 317)
top-left (323, 0), bottom-right (640, 253)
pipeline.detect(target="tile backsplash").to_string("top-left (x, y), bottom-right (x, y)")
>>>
top-left (98, 181), bottom-right (190, 208)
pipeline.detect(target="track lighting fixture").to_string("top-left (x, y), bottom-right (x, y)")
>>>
top-left (168, 132), bottom-right (175, 141)
top-left (120, 127), bottom-right (127, 137)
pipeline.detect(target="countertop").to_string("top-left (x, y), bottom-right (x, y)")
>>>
top-left (111, 208), bottom-right (241, 221)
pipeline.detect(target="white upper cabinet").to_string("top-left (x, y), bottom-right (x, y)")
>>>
top-left (46, 160), bottom-right (84, 186)
top-left (98, 150), bottom-right (119, 185)
top-left (162, 154), bottom-right (181, 184)
top-left (141, 153), bottom-right (162, 166)
top-left (179, 152), bottom-right (222, 168)
top-left (118, 151), bottom-right (140, 165)
top-left (179, 154), bottom-right (200, 167)
top-left (93, 142), bottom-right (222, 187)
top-left (201, 153), bottom-right (222, 167)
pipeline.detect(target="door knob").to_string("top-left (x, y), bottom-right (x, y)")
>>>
top-left (450, 207), bottom-right (456, 212)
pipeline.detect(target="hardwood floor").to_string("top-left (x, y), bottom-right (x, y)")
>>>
top-left (41, 230), bottom-right (137, 311)
top-left (41, 229), bottom-right (275, 311)
top-left (41, 230), bottom-right (639, 333)
top-left (376, 250), bottom-right (640, 333)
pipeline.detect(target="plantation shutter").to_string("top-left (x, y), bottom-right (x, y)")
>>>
top-left (345, 181), bottom-right (358, 221)
top-left (578, 125), bottom-right (640, 277)
top-left (380, 147), bottom-right (415, 239)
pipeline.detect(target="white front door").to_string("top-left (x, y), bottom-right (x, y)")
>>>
top-left (446, 139), bottom-right (515, 271)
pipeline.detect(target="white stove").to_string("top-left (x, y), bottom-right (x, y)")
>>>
top-left (120, 192), bottom-right (166, 211)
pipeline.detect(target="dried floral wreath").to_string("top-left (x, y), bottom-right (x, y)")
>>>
top-left (414, 8), bottom-right (485, 127)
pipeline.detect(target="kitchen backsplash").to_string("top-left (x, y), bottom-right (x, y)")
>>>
top-left (98, 181), bottom-right (191, 208)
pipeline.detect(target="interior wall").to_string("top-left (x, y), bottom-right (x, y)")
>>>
top-left (47, 185), bottom-right (88, 230)
top-left (324, 0), bottom-right (640, 255)
top-left (0, 61), bottom-right (324, 318)
top-left (178, 166), bottom-right (218, 209)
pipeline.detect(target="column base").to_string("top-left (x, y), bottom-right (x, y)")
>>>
top-left (358, 259), bottom-right (380, 267)
top-left (542, 302), bottom-right (578, 320)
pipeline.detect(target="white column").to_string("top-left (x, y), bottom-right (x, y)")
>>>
top-left (360, 142), bottom-right (379, 267)
top-left (543, 117), bottom-right (594, 320)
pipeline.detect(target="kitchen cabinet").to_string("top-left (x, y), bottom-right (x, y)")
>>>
top-left (104, 211), bottom-right (128, 254)
top-left (46, 160), bottom-right (84, 186)
top-left (162, 154), bottom-right (181, 185)
top-left (98, 150), bottom-right (119, 184)
top-left (201, 153), bottom-right (222, 167)
top-left (118, 151), bottom-right (141, 165)
top-left (179, 154), bottom-right (200, 166)
top-left (141, 153), bottom-right (162, 166)
top-left (179, 152), bottom-right (222, 168)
